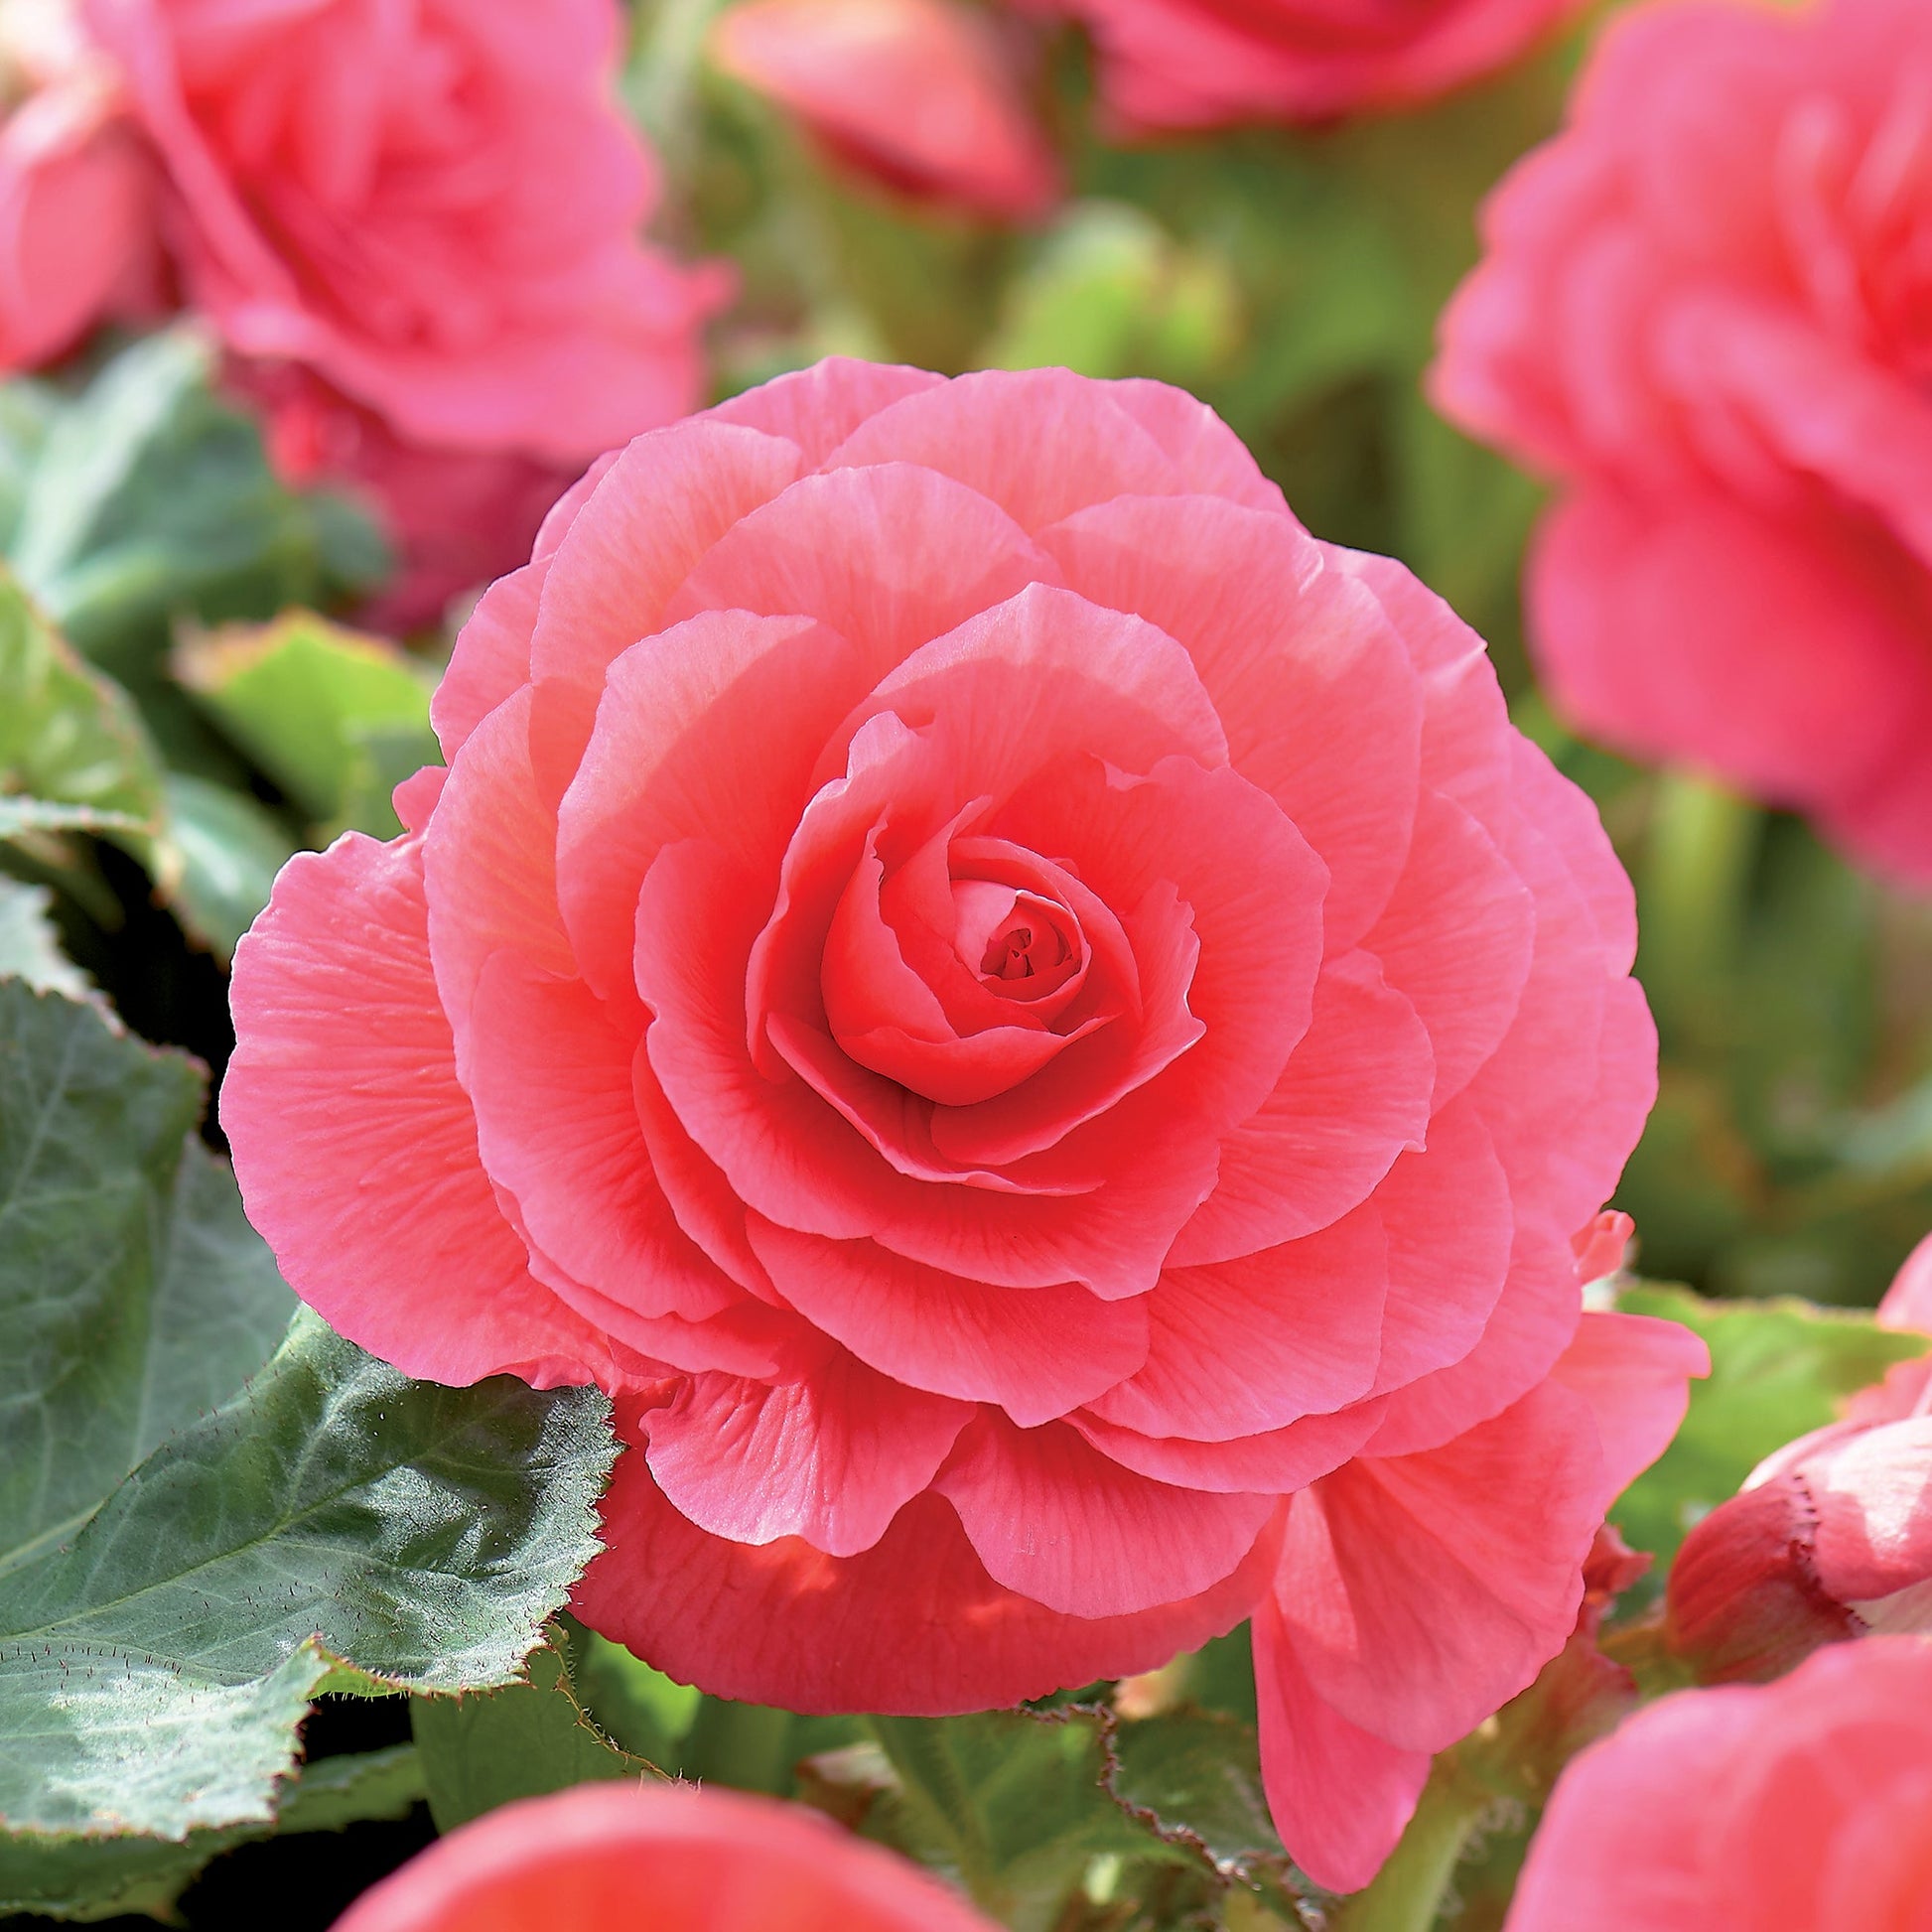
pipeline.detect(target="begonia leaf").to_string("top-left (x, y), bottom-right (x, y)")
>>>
top-left (410, 1630), bottom-right (657, 1831)
top-left (0, 1743), bottom-right (425, 1922)
top-left (1, 333), bottom-right (386, 672)
top-left (160, 771), bottom-right (300, 962)
top-left (174, 615), bottom-right (437, 834)
top-left (0, 982), bottom-right (618, 1841)
top-left (0, 879), bottom-right (91, 1003)
top-left (843, 1708), bottom-right (1206, 1932)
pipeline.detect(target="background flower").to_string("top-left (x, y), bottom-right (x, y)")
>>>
top-left (1433, 0), bottom-right (1932, 888)
top-left (1505, 1636), bottom-right (1932, 1930)
top-left (81, 0), bottom-right (727, 464)
top-left (333, 1783), bottom-right (1000, 1932)
top-left (0, 0), bottom-right (157, 367)
top-left (1038, 0), bottom-right (1588, 131)
top-left (711, 0), bottom-right (1061, 222)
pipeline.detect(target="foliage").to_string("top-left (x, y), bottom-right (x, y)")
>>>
top-left (0, 980), bottom-right (618, 1916)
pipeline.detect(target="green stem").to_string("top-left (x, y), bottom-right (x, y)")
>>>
top-left (1638, 769), bottom-right (1761, 1060)
top-left (1326, 1766), bottom-right (1489, 1932)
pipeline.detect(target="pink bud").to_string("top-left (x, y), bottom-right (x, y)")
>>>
top-left (710, 0), bottom-right (1061, 221)
top-left (1667, 1413), bottom-right (1932, 1684)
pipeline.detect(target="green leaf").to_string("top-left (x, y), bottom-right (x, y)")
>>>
top-left (1612, 1284), bottom-right (1928, 1564)
top-left (0, 568), bottom-right (167, 875)
top-left (0, 981), bottom-right (617, 1837)
top-left (160, 771), bottom-right (298, 961)
top-left (1108, 1711), bottom-right (1287, 1890)
top-left (0, 1743), bottom-right (426, 1921)
top-left (0, 979), bottom-right (295, 1578)
top-left (174, 614), bottom-right (437, 833)
top-left (569, 1628), bottom-right (703, 1767)
top-left (0, 878), bottom-right (91, 1002)
top-left (849, 1709), bottom-right (1193, 1932)
top-left (0, 1308), bottom-right (617, 1838)
top-left (4, 332), bottom-right (387, 673)
top-left (411, 1629), bottom-right (657, 1832)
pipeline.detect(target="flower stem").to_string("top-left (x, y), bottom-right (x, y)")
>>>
top-left (1638, 769), bottom-right (1761, 1059)
top-left (1325, 1764), bottom-right (1489, 1932)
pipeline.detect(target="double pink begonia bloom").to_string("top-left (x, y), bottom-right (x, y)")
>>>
top-left (1667, 1231), bottom-right (1932, 1684)
top-left (0, 0), bottom-right (156, 366)
top-left (1434, 0), bottom-right (1932, 889)
top-left (223, 360), bottom-right (1702, 1892)
top-left (67, 0), bottom-right (727, 624)
top-left (712, 0), bottom-right (1061, 222)
top-left (332, 1783), bottom-right (999, 1932)
top-left (1040, 0), bottom-right (1587, 132)
top-left (1506, 1635), bottom-right (1932, 1929)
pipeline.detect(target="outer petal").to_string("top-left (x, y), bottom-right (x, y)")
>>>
top-left (223, 834), bottom-right (614, 1388)
top-left (823, 367), bottom-right (1186, 531)
top-left (575, 1474), bottom-right (1283, 1715)
top-left (1503, 1686), bottom-right (1760, 1929)
top-left (1252, 1592), bottom-right (1432, 1896)
top-left (1273, 1377), bottom-right (1603, 1754)
top-left (747, 1220), bottom-right (1150, 1426)
top-left (707, 355), bottom-right (945, 465)
top-left (421, 682), bottom-right (578, 1076)
top-left (557, 609), bottom-right (867, 1005)
top-left (663, 463), bottom-right (1062, 693)
top-left (430, 553), bottom-right (546, 760)
top-left (1101, 379), bottom-right (1289, 514)
top-left (1361, 787), bottom-right (1535, 1112)
top-left (931, 1413), bottom-right (1275, 1617)
top-left (1548, 1308), bottom-right (1710, 1508)
top-left (1081, 1205), bottom-right (1389, 1439)
top-left (1168, 951), bottom-right (1432, 1267)
top-left (466, 957), bottom-right (742, 1324)
top-left (638, 1362), bottom-right (972, 1558)
top-left (526, 419), bottom-right (805, 696)
top-left (1528, 486), bottom-right (1932, 815)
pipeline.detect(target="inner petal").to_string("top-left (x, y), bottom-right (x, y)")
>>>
top-left (953, 883), bottom-right (1082, 1001)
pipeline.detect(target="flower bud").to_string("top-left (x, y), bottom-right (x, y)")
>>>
top-left (1666, 1415), bottom-right (1932, 1684)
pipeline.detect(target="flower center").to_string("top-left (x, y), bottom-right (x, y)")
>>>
top-left (952, 881), bottom-right (1082, 1003)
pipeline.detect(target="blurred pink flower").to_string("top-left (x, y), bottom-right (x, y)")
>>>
top-left (82, 0), bottom-right (728, 466)
top-left (0, 0), bottom-right (158, 368)
top-left (223, 358), bottom-right (1690, 1894)
top-left (1434, 0), bottom-right (1932, 889)
top-left (1041, 0), bottom-right (1587, 132)
top-left (231, 359), bottom-right (580, 634)
top-left (713, 0), bottom-right (1060, 220)
top-left (1667, 1230), bottom-right (1932, 1684)
top-left (1506, 1635), bottom-right (1932, 1930)
top-left (333, 1783), bottom-right (999, 1932)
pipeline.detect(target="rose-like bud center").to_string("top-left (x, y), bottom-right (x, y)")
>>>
top-left (951, 880), bottom-right (1081, 1002)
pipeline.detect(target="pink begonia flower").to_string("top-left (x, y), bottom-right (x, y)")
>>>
top-left (1506, 1635), bottom-right (1932, 1931)
top-left (1668, 1231), bottom-right (1932, 1685)
top-left (223, 360), bottom-right (1701, 1892)
top-left (712, 0), bottom-right (1060, 221)
top-left (229, 360), bottom-right (580, 635)
top-left (80, 0), bottom-right (729, 467)
top-left (1434, 0), bottom-right (1932, 890)
top-left (331, 1783), bottom-right (999, 1932)
top-left (1035, 0), bottom-right (1587, 132)
top-left (0, 0), bottom-right (157, 367)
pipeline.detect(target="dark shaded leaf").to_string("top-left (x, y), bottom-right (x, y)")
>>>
top-left (411, 1629), bottom-right (656, 1832)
